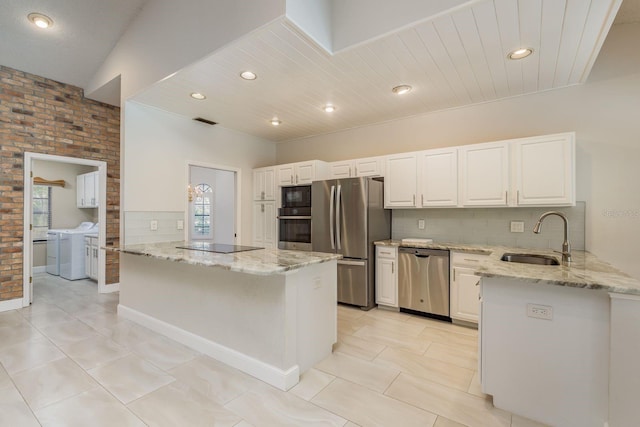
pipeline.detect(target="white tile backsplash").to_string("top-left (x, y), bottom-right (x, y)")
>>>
top-left (124, 211), bottom-right (185, 245)
top-left (392, 202), bottom-right (585, 251)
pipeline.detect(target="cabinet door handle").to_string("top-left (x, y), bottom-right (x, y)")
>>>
top-left (261, 191), bottom-right (265, 200)
top-left (380, 251), bottom-right (391, 255)
top-left (355, 166), bottom-right (358, 176)
top-left (392, 261), bottom-right (394, 274)
top-left (421, 194), bottom-right (424, 206)
top-left (463, 258), bottom-right (479, 262)
top-left (453, 269), bottom-right (455, 281)
top-left (413, 194), bottom-right (416, 206)
top-left (261, 204), bottom-right (265, 213)
top-left (86, 247), bottom-right (89, 256)
top-left (290, 175), bottom-right (293, 184)
top-left (505, 191), bottom-right (508, 204)
top-left (296, 174), bottom-right (299, 184)
top-left (517, 190), bottom-right (520, 204)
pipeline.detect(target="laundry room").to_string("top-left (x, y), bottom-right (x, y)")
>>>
top-left (31, 159), bottom-right (99, 281)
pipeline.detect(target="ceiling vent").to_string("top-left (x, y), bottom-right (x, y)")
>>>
top-left (193, 117), bottom-right (217, 126)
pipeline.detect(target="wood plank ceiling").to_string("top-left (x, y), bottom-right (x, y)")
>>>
top-left (132, 0), bottom-right (622, 142)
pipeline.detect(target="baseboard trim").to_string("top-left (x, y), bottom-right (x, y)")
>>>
top-left (0, 298), bottom-right (25, 313)
top-left (100, 282), bottom-right (120, 293)
top-left (117, 304), bottom-right (299, 390)
top-left (32, 266), bottom-right (46, 274)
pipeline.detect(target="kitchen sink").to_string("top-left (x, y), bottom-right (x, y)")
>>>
top-left (500, 253), bottom-right (560, 266)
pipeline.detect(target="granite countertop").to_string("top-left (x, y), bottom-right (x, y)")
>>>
top-left (375, 239), bottom-right (640, 295)
top-left (109, 241), bottom-right (342, 276)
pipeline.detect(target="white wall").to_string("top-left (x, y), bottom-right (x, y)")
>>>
top-left (286, 0), bottom-right (333, 52)
top-left (276, 23), bottom-right (640, 280)
top-left (331, 0), bottom-right (468, 52)
top-left (124, 102), bottom-right (276, 245)
top-left (86, 0), bottom-right (286, 102)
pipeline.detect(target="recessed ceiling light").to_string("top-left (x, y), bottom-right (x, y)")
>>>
top-left (28, 13), bottom-right (53, 29)
top-left (240, 71), bottom-right (257, 80)
top-left (190, 92), bottom-right (206, 100)
top-left (508, 48), bottom-right (533, 60)
top-left (270, 118), bottom-right (282, 126)
top-left (323, 104), bottom-right (336, 113)
top-left (392, 85), bottom-right (412, 95)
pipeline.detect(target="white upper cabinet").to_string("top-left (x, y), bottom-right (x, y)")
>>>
top-left (513, 133), bottom-right (575, 206)
top-left (355, 156), bottom-right (385, 177)
top-left (277, 164), bottom-right (296, 186)
top-left (328, 156), bottom-right (385, 179)
top-left (253, 167), bottom-right (275, 201)
top-left (276, 160), bottom-right (327, 186)
top-left (328, 161), bottom-right (355, 179)
top-left (76, 171), bottom-right (99, 208)
top-left (384, 153), bottom-right (418, 208)
top-left (418, 148), bottom-right (458, 207)
top-left (459, 141), bottom-right (510, 207)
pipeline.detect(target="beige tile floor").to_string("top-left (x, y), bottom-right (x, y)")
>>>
top-left (0, 273), bottom-right (549, 427)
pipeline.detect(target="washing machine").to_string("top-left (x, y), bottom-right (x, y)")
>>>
top-left (59, 231), bottom-right (95, 280)
top-left (46, 222), bottom-right (95, 276)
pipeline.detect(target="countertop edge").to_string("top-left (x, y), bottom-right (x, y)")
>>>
top-left (374, 239), bottom-right (640, 295)
top-left (107, 245), bottom-right (342, 276)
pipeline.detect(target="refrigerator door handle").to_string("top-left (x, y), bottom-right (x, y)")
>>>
top-left (336, 184), bottom-right (342, 250)
top-left (329, 185), bottom-right (336, 250)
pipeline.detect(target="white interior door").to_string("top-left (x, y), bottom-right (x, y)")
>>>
top-left (189, 165), bottom-right (236, 243)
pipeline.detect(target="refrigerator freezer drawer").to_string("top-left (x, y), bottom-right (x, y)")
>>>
top-left (337, 259), bottom-right (368, 307)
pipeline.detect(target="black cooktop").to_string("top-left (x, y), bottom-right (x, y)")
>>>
top-left (176, 242), bottom-right (263, 254)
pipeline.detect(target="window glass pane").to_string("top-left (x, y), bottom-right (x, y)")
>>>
top-left (192, 183), bottom-right (213, 238)
top-left (32, 185), bottom-right (51, 240)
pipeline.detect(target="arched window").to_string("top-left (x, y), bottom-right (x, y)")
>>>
top-left (193, 183), bottom-right (213, 237)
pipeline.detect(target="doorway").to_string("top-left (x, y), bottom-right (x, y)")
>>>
top-left (22, 153), bottom-right (109, 307)
top-left (187, 164), bottom-right (238, 244)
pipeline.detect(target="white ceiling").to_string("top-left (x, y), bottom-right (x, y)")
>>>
top-left (0, 0), bottom-right (146, 88)
top-left (1, 0), bottom-right (635, 144)
top-left (133, 0), bottom-right (624, 142)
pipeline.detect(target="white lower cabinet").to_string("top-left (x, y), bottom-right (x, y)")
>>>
top-left (84, 235), bottom-right (98, 281)
top-left (375, 246), bottom-right (398, 307)
top-left (252, 201), bottom-right (276, 248)
top-left (450, 251), bottom-right (488, 324)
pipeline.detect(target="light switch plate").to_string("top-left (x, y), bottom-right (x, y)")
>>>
top-left (510, 221), bottom-right (525, 233)
top-left (150, 220), bottom-right (158, 231)
top-left (177, 220), bottom-right (184, 230)
top-left (418, 219), bottom-right (425, 230)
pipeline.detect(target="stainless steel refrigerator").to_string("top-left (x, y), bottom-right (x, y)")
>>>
top-left (312, 177), bottom-right (391, 309)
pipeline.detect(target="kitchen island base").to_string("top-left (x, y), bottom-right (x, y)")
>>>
top-left (481, 277), bottom-right (609, 427)
top-left (118, 253), bottom-right (337, 391)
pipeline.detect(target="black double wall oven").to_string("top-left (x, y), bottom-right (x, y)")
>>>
top-left (278, 185), bottom-right (312, 251)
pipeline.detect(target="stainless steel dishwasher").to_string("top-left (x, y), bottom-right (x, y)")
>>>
top-left (398, 247), bottom-right (450, 319)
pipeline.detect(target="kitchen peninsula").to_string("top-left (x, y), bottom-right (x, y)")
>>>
top-left (376, 239), bottom-right (640, 426)
top-left (112, 241), bottom-right (341, 391)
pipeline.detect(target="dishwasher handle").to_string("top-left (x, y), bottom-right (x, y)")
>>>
top-left (399, 247), bottom-right (448, 258)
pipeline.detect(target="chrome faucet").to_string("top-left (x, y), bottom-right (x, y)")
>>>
top-left (533, 211), bottom-right (571, 265)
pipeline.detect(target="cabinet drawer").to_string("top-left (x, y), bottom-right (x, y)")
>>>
top-left (376, 246), bottom-right (397, 259)
top-left (451, 251), bottom-right (489, 267)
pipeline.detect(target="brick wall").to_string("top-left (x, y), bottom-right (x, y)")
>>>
top-left (0, 65), bottom-right (120, 301)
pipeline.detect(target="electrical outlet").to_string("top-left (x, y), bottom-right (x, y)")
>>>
top-left (510, 221), bottom-right (525, 233)
top-left (150, 220), bottom-right (158, 231)
top-left (527, 303), bottom-right (553, 320)
top-left (177, 220), bottom-right (184, 230)
top-left (418, 219), bottom-right (425, 230)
